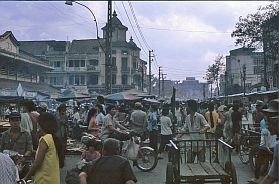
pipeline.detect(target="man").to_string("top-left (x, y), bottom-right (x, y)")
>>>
top-left (177, 100), bottom-right (210, 163)
top-left (55, 103), bottom-right (68, 167)
top-left (101, 104), bottom-right (128, 141)
top-left (231, 104), bottom-right (242, 152)
top-left (261, 99), bottom-right (279, 184)
top-left (96, 95), bottom-right (106, 114)
top-left (254, 100), bottom-right (265, 126)
top-left (175, 104), bottom-right (182, 127)
top-left (130, 102), bottom-right (147, 135)
top-left (0, 111), bottom-right (33, 156)
top-left (0, 152), bottom-right (17, 184)
top-left (79, 138), bottom-right (137, 184)
top-left (37, 103), bottom-right (47, 114)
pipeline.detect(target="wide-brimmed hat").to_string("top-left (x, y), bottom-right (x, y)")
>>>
top-left (217, 105), bottom-right (226, 112)
top-left (38, 103), bottom-right (48, 110)
top-left (256, 100), bottom-right (264, 107)
top-left (262, 99), bottom-right (279, 113)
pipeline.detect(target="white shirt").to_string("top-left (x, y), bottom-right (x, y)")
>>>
top-left (0, 153), bottom-right (17, 184)
top-left (160, 116), bottom-right (172, 135)
top-left (73, 112), bottom-right (80, 124)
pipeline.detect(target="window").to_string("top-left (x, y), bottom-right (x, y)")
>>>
top-left (69, 75), bottom-right (74, 85)
top-left (112, 50), bottom-right (116, 54)
top-left (89, 59), bottom-right (99, 66)
top-left (133, 61), bottom-right (137, 69)
top-left (50, 77), bottom-right (63, 85)
top-left (80, 60), bottom-right (85, 67)
top-left (111, 57), bottom-right (116, 66)
top-left (122, 75), bottom-right (128, 85)
top-left (88, 74), bottom-right (98, 85)
top-left (122, 57), bottom-right (128, 70)
top-left (69, 60), bottom-right (74, 67)
top-left (54, 61), bottom-right (61, 67)
top-left (74, 60), bottom-right (79, 67)
top-left (69, 75), bottom-right (86, 85)
top-left (122, 50), bottom-right (128, 55)
top-left (112, 74), bottom-right (116, 85)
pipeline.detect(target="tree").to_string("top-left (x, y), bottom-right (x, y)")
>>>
top-left (231, 2), bottom-right (278, 49)
top-left (204, 55), bottom-right (225, 97)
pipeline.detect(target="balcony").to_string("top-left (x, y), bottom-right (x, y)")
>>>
top-left (66, 67), bottom-right (87, 72)
top-left (87, 66), bottom-right (100, 72)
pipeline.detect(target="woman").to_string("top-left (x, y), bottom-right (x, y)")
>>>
top-left (205, 102), bottom-right (220, 139)
top-left (23, 112), bottom-right (63, 184)
top-left (87, 107), bottom-right (101, 138)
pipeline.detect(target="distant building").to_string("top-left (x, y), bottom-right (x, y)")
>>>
top-left (19, 11), bottom-right (147, 95)
top-left (179, 77), bottom-right (208, 101)
top-left (0, 31), bottom-right (58, 99)
top-left (225, 48), bottom-right (264, 94)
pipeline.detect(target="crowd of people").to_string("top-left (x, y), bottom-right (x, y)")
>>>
top-left (0, 95), bottom-right (278, 184)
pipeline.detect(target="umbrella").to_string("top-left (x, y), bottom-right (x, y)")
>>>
top-left (142, 98), bottom-right (160, 104)
top-left (105, 92), bottom-right (142, 101)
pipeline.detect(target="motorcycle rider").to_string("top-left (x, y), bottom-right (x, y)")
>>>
top-left (0, 111), bottom-right (33, 156)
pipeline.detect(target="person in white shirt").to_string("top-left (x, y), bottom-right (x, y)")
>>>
top-left (0, 152), bottom-right (17, 184)
top-left (158, 108), bottom-right (172, 159)
top-left (177, 100), bottom-right (210, 163)
top-left (72, 106), bottom-right (81, 125)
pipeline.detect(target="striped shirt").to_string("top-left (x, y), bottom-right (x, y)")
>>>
top-left (0, 153), bottom-right (17, 184)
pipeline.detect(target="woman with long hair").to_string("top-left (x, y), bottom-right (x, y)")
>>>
top-left (87, 107), bottom-right (101, 137)
top-left (23, 112), bottom-right (63, 184)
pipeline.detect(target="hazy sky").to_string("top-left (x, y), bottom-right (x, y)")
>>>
top-left (0, 1), bottom-right (271, 82)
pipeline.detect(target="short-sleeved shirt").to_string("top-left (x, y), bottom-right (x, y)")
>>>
top-left (130, 110), bottom-right (147, 134)
top-left (147, 112), bottom-right (158, 131)
top-left (34, 134), bottom-right (60, 184)
top-left (160, 116), bottom-right (172, 135)
top-left (268, 142), bottom-right (278, 180)
top-left (0, 153), bottom-right (17, 184)
top-left (0, 129), bottom-right (33, 155)
top-left (85, 155), bottom-right (137, 184)
top-left (96, 113), bottom-right (105, 126)
top-left (101, 114), bottom-right (116, 140)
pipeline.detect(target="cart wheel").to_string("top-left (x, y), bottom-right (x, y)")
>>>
top-left (249, 147), bottom-right (257, 171)
top-left (166, 162), bottom-right (174, 184)
top-left (225, 162), bottom-right (237, 184)
top-left (239, 137), bottom-right (250, 164)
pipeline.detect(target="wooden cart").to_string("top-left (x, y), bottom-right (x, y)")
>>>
top-left (166, 135), bottom-right (237, 184)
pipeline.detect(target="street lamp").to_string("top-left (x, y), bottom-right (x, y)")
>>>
top-left (65, 0), bottom-right (100, 39)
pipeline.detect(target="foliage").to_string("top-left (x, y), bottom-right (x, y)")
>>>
top-left (231, 1), bottom-right (279, 49)
top-left (204, 55), bottom-right (225, 95)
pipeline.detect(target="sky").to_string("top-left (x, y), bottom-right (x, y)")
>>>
top-left (0, 1), bottom-right (272, 82)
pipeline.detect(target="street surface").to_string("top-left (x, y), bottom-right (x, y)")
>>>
top-left (61, 113), bottom-right (261, 183)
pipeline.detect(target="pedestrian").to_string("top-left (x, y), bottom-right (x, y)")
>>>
top-left (223, 104), bottom-right (234, 143)
top-left (177, 100), bottom-right (210, 163)
top-left (158, 108), bottom-right (172, 159)
top-left (129, 102), bottom-right (147, 135)
top-left (204, 102), bottom-right (220, 139)
top-left (231, 104), bottom-right (242, 152)
top-left (23, 112), bottom-right (63, 184)
top-left (254, 100), bottom-right (265, 127)
top-left (79, 138), bottom-right (137, 184)
top-left (96, 104), bottom-right (105, 127)
top-left (147, 105), bottom-right (159, 152)
top-left (87, 107), bottom-right (101, 138)
top-left (0, 152), bottom-right (17, 184)
top-left (261, 99), bottom-right (279, 184)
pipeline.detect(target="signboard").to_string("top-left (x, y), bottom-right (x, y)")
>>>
top-left (0, 89), bottom-right (17, 96)
top-left (23, 91), bottom-right (37, 98)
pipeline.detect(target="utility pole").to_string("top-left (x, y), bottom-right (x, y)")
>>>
top-left (148, 50), bottom-right (153, 94)
top-left (105, 0), bottom-right (112, 95)
top-left (225, 71), bottom-right (228, 102)
top-left (141, 61), bottom-right (144, 91)
top-left (243, 64), bottom-right (246, 97)
top-left (162, 73), bottom-right (167, 98)
top-left (158, 66), bottom-right (162, 97)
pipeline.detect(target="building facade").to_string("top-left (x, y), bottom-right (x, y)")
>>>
top-left (225, 48), bottom-right (265, 94)
top-left (0, 31), bottom-right (58, 99)
top-left (19, 11), bottom-right (147, 95)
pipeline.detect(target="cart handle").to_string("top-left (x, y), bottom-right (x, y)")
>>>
top-left (218, 139), bottom-right (233, 149)
top-left (169, 140), bottom-right (179, 150)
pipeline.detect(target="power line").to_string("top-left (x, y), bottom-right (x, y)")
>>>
top-left (121, 1), bottom-right (148, 58)
top-left (139, 26), bottom-right (231, 34)
top-left (128, 1), bottom-right (152, 50)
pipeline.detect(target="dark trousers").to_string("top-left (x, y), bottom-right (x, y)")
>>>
top-left (149, 130), bottom-right (158, 152)
top-left (254, 147), bottom-right (273, 179)
top-left (158, 134), bottom-right (172, 154)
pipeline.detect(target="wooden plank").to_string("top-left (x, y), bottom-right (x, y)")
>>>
top-left (211, 163), bottom-right (229, 176)
top-left (200, 163), bottom-right (219, 176)
top-left (180, 164), bottom-right (194, 177)
top-left (188, 163), bottom-right (208, 176)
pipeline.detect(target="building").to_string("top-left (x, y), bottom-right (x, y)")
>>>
top-left (262, 14), bottom-right (279, 90)
top-left (179, 77), bottom-right (208, 101)
top-left (225, 48), bottom-right (264, 94)
top-left (0, 31), bottom-right (58, 100)
top-left (19, 11), bottom-right (147, 95)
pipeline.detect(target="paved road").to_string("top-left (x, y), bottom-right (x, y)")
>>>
top-left (61, 113), bottom-right (260, 183)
